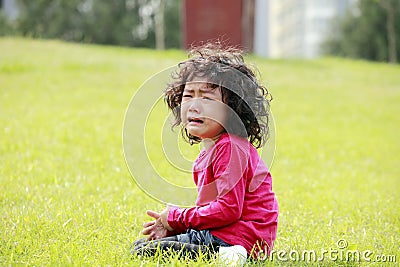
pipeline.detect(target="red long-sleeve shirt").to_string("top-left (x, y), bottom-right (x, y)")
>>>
top-left (167, 133), bottom-right (279, 255)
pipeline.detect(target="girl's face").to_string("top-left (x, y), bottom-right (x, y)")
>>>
top-left (180, 80), bottom-right (227, 140)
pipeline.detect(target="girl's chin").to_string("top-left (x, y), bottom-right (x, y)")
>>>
top-left (186, 126), bottom-right (224, 140)
top-left (186, 130), bottom-right (203, 139)
top-left (186, 129), bottom-right (207, 140)
top-left (186, 125), bottom-right (203, 133)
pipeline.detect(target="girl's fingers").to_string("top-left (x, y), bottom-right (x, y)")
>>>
top-left (143, 220), bottom-right (155, 228)
top-left (146, 210), bottom-right (160, 219)
top-left (147, 232), bottom-right (155, 241)
top-left (142, 224), bottom-right (155, 235)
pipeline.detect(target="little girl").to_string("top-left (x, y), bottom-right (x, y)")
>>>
top-left (132, 44), bottom-right (279, 262)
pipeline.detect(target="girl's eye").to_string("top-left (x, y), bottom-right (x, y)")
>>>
top-left (203, 96), bottom-right (214, 101)
top-left (182, 95), bottom-right (192, 98)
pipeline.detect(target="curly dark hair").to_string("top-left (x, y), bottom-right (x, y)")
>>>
top-left (164, 43), bottom-right (272, 149)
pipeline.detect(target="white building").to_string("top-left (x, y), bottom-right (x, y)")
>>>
top-left (254, 0), bottom-right (355, 58)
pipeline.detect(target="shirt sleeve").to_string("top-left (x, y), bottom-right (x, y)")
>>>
top-left (167, 141), bottom-right (249, 232)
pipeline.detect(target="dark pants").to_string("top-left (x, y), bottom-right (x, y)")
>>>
top-left (132, 229), bottom-right (231, 258)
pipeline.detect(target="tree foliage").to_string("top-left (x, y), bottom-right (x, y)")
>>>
top-left (322, 0), bottom-right (400, 63)
top-left (0, 10), bottom-right (14, 35)
top-left (10, 0), bottom-right (181, 48)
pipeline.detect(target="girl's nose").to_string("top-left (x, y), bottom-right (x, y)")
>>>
top-left (188, 98), bottom-right (201, 113)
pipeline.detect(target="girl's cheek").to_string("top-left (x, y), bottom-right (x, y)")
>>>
top-left (180, 105), bottom-right (187, 122)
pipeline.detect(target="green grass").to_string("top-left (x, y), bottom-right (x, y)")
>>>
top-left (1, 37), bottom-right (399, 266)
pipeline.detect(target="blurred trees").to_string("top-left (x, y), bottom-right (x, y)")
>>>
top-left (0, 10), bottom-right (13, 35)
top-left (323, 0), bottom-right (400, 63)
top-left (1, 0), bottom-right (181, 49)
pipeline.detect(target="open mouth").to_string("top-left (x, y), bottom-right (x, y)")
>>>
top-left (188, 117), bottom-right (204, 124)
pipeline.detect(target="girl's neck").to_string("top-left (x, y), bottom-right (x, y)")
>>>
top-left (201, 132), bottom-right (225, 151)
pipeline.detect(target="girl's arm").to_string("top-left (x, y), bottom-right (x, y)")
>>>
top-left (166, 141), bottom-right (248, 232)
top-left (167, 183), bottom-right (245, 231)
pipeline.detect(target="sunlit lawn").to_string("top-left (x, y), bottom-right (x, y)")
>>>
top-left (0, 37), bottom-right (399, 266)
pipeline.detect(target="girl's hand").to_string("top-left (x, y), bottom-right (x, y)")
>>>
top-left (142, 217), bottom-right (168, 240)
top-left (142, 209), bottom-right (173, 240)
top-left (159, 207), bottom-right (174, 232)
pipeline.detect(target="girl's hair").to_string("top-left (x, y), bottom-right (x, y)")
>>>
top-left (164, 43), bottom-right (272, 149)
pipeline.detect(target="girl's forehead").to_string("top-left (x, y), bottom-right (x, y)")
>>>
top-left (185, 80), bottom-right (211, 87)
top-left (183, 73), bottom-right (222, 94)
top-left (183, 82), bottom-right (219, 93)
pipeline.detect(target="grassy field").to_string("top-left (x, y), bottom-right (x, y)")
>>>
top-left (1, 37), bottom-right (399, 266)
